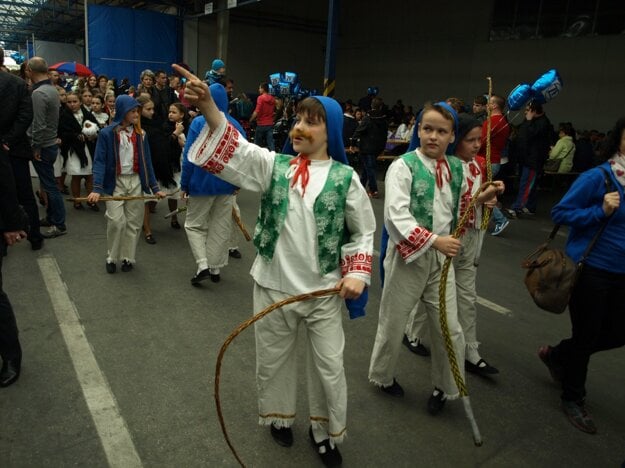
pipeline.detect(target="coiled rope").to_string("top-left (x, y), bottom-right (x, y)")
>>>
top-left (214, 287), bottom-right (341, 467)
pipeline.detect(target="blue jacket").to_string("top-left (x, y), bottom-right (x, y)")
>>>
top-left (92, 95), bottom-right (161, 195)
top-left (551, 162), bottom-right (625, 273)
top-left (180, 83), bottom-right (242, 196)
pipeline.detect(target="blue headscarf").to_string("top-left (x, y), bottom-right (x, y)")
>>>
top-left (282, 96), bottom-right (348, 165)
top-left (407, 101), bottom-right (459, 153)
top-left (113, 95), bottom-right (140, 125)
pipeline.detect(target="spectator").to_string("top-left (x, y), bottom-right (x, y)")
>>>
top-left (85, 74), bottom-right (98, 94)
top-left (0, 49), bottom-right (43, 250)
top-left (547, 122), bottom-right (576, 173)
top-left (26, 56), bottom-right (67, 238)
top-left (472, 95), bottom-right (488, 124)
top-left (205, 59), bottom-right (226, 86)
top-left (97, 75), bottom-right (109, 96)
top-left (152, 70), bottom-right (177, 125)
top-left (506, 101), bottom-right (552, 217)
top-left (573, 130), bottom-right (595, 172)
top-left (249, 82), bottom-right (276, 151)
top-left (352, 96), bottom-right (388, 197)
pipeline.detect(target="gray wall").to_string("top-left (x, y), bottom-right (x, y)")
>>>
top-left (185, 0), bottom-right (625, 131)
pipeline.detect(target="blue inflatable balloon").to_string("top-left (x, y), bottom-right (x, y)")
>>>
top-left (507, 83), bottom-right (533, 111)
top-left (531, 69), bottom-right (563, 105)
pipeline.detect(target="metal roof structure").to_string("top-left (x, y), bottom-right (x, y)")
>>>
top-left (0, 0), bottom-right (191, 50)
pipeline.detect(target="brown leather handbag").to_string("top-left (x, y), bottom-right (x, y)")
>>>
top-left (521, 167), bottom-right (614, 314)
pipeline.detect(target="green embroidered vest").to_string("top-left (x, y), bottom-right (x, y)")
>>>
top-left (401, 152), bottom-right (464, 232)
top-left (253, 154), bottom-right (353, 275)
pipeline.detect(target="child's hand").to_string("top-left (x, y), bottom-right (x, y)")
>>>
top-left (155, 191), bottom-right (167, 199)
top-left (87, 192), bottom-right (100, 204)
top-left (335, 277), bottom-right (365, 299)
top-left (174, 122), bottom-right (184, 135)
top-left (433, 235), bottom-right (461, 257)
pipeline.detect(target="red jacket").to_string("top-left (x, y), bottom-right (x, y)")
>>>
top-left (478, 114), bottom-right (510, 164)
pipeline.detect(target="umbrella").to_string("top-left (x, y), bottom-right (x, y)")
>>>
top-left (49, 61), bottom-right (95, 77)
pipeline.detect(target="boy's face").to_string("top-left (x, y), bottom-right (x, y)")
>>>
top-left (455, 127), bottom-right (481, 162)
top-left (417, 110), bottom-right (455, 159)
top-left (122, 108), bottom-right (139, 126)
top-left (291, 112), bottom-right (328, 157)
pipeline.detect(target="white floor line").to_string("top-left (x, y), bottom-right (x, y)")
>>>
top-left (37, 256), bottom-right (142, 468)
top-left (476, 296), bottom-right (513, 316)
top-left (373, 248), bottom-right (512, 316)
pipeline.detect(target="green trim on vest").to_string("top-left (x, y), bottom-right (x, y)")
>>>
top-left (401, 151), bottom-right (464, 231)
top-left (253, 154), bottom-right (353, 275)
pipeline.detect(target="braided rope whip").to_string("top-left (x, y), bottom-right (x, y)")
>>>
top-left (438, 180), bottom-right (496, 447)
top-left (214, 287), bottom-right (341, 467)
top-left (480, 76), bottom-right (494, 230)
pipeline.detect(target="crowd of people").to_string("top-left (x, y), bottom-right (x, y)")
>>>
top-left (1, 48), bottom-right (624, 467)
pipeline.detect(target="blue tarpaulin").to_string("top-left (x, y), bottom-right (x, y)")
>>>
top-left (87, 4), bottom-right (178, 83)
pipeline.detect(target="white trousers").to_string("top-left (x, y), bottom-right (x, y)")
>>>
top-left (406, 229), bottom-right (482, 348)
top-left (254, 284), bottom-right (347, 444)
top-left (228, 198), bottom-right (242, 250)
top-left (184, 194), bottom-right (234, 269)
top-left (369, 246), bottom-right (465, 398)
top-left (105, 174), bottom-right (143, 263)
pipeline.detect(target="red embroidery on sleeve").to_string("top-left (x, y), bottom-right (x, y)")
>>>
top-left (340, 252), bottom-right (373, 276)
top-left (395, 226), bottom-right (433, 260)
top-left (200, 122), bottom-right (240, 174)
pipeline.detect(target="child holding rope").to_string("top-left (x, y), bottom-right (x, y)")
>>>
top-left (87, 95), bottom-right (165, 274)
top-left (176, 65), bottom-right (375, 467)
top-left (368, 103), bottom-right (499, 415)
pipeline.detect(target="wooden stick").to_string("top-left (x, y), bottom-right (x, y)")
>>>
top-left (68, 195), bottom-right (161, 202)
top-left (232, 207), bottom-right (251, 242)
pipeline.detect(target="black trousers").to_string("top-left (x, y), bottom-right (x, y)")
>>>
top-left (0, 238), bottom-right (21, 362)
top-left (552, 264), bottom-right (625, 402)
top-left (9, 156), bottom-right (42, 245)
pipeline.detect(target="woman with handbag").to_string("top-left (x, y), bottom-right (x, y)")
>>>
top-left (545, 122), bottom-right (576, 173)
top-left (538, 117), bottom-right (625, 434)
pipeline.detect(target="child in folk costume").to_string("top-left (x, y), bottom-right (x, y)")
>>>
top-left (177, 65), bottom-right (375, 467)
top-left (180, 83), bottom-right (239, 285)
top-left (87, 95), bottom-right (165, 274)
top-left (368, 103), bottom-right (500, 415)
top-left (403, 115), bottom-right (504, 375)
top-left (58, 91), bottom-right (99, 211)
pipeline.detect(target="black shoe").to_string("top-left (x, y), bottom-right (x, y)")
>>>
top-left (427, 388), bottom-right (447, 415)
top-left (74, 203), bottom-right (85, 210)
top-left (465, 359), bottom-right (499, 376)
top-left (380, 378), bottom-right (404, 397)
top-left (210, 273), bottom-right (221, 283)
top-left (309, 426), bottom-right (342, 467)
top-left (0, 357), bottom-right (22, 388)
top-left (229, 249), bottom-right (242, 259)
top-left (144, 234), bottom-right (156, 245)
top-left (402, 335), bottom-right (430, 356)
top-left (538, 345), bottom-right (563, 383)
top-left (121, 260), bottom-right (133, 272)
top-left (191, 269), bottom-right (212, 286)
top-left (170, 220), bottom-right (181, 229)
top-left (39, 218), bottom-right (52, 227)
top-left (87, 202), bottom-right (100, 212)
top-left (270, 424), bottom-right (293, 447)
top-left (30, 239), bottom-right (44, 251)
top-left (106, 262), bottom-right (116, 274)
top-left (562, 400), bottom-right (597, 434)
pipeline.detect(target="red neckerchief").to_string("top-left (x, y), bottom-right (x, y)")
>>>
top-left (115, 127), bottom-right (140, 175)
top-left (289, 155), bottom-right (311, 196)
top-left (435, 158), bottom-right (451, 189)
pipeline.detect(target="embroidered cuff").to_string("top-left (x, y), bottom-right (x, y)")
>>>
top-left (396, 226), bottom-right (435, 262)
top-left (188, 115), bottom-right (240, 174)
top-left (340, 252), bottom-right (373, 277)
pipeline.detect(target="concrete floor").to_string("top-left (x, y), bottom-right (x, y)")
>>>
top-left (1, 179), bottom-right (623, 467)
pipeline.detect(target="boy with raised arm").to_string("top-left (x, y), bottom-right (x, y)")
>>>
top-left (175, 65), bottom-right (375, 467)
